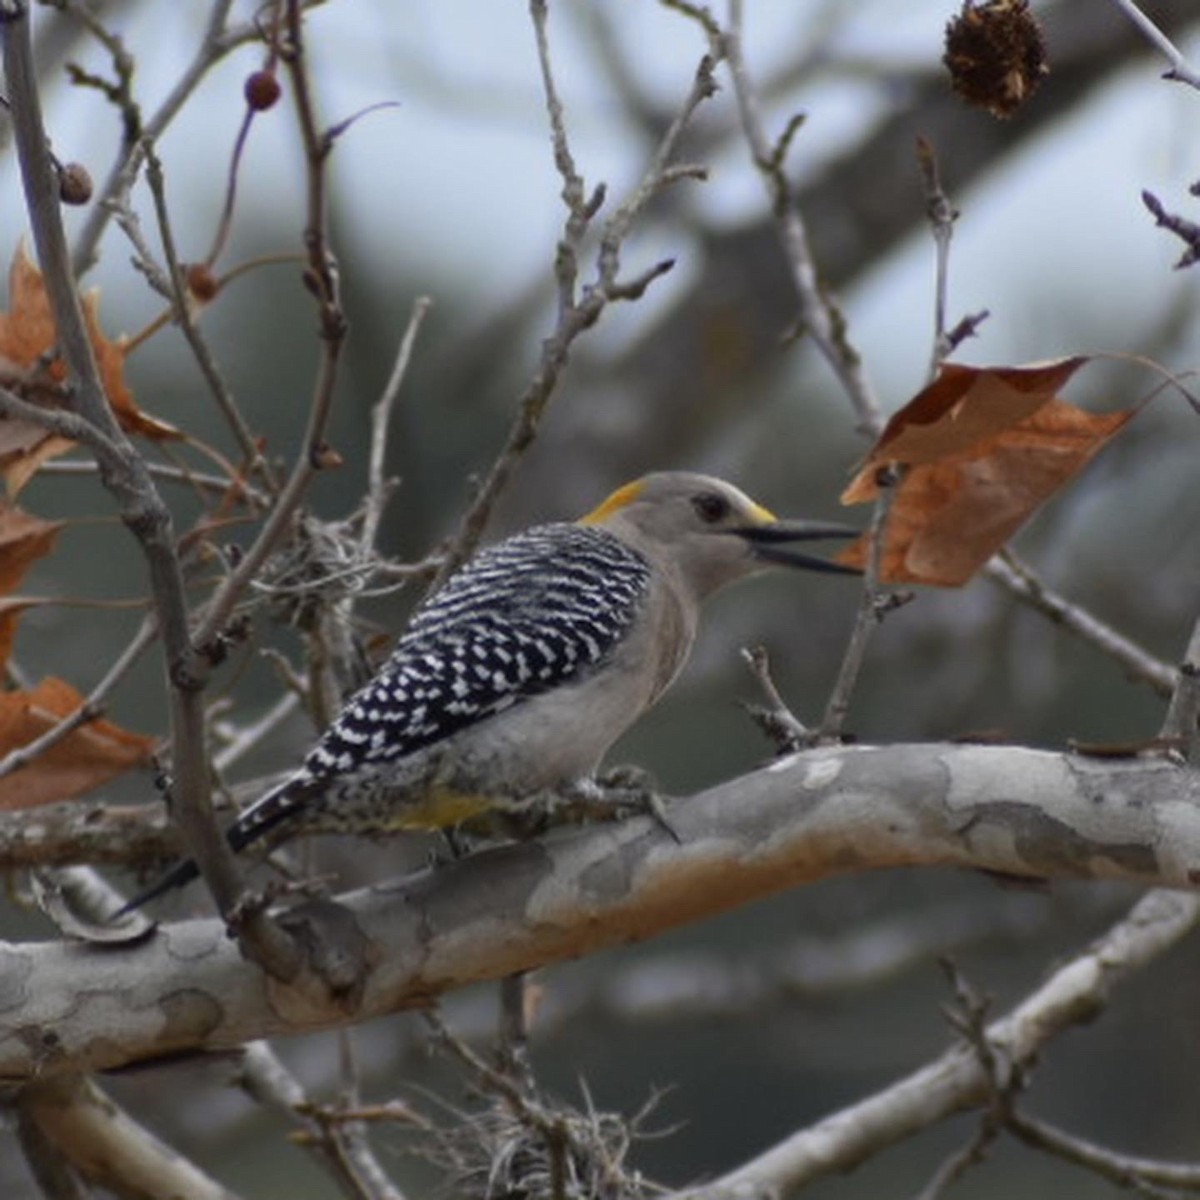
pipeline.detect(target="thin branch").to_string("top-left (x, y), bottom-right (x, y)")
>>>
top-left (1007, 1108), bottom-right (1200, 1193)
top-left (191, 0), bottom-right (348, 654)
top-left (677, 890), bottom-right (1200, 1199)
top-left (212, 690), bottom-right (302, 773)
top-left (740, 643), bottom-right (809, 751)
top-left (361, 296), bottom-right (433, 556)
top-left (821, 478), bottom-right (905, 738)
top-left (988, 550), bottom-right (1176, 698)
top-left (39, 455), bottom-right (272, 507)
top-left (1142, 188), bottom-right (1200, 269)
top-left (19, 1072), bottom-right (238, 1200)
top-left (0, 0), bottom-right (257, 922)
top-left (431, 12), bottom-right (717, 585)
top-left (1106, 0), bottom-right (1200, 90)
top-left (0, 383), bottom-right (126, 465)
top-left (916, 135), bottom-right (959, 376)
top-left (68, 0), bottom-right (290, 276)
top-left (141, 143), bottom-right (276, 488)
top-left (719, 0), bottom-right (884, 438)
top-left (1160, 614), bottom-right (1200, 762)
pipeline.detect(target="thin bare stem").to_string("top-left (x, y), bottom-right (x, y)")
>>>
top-left (680, 891), bottom-right (1200, 1199)
top-left (1160, 615), bottom-right (1200, 761)
top-left (988, 551), bottom-right (1176, 699)
top-left (1007, 1108), bottom-right (1200, 1192)
top-left (361, 296), bottom-right (433, 556)
top-left (212, 690), bottom-right (302, 773)
top-left (142, 143), bottom-right (276, 488)
top-left (916, 136), bottom-right (959, 376)
top-left (68, 0), bottom-right (304, 276)
top-left (1106, 0), bottom-right (1200, 90)
top-left (721, 0), bottom-right (884, 438)
top-left (0, 1), bottom-right (255, 920)
top-left (820, 480), bottom-right (899, 737)
top-left (191, 0), bottom-right (348, 653)
top-left (740, 644), bottom-right (809, 752)
top-left (432, 18), bottom-right (716, 586)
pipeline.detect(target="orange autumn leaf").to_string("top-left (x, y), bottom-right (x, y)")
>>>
top-left (0, 243), bottom-right (181, 489)
top-left (845, 356), bottom-right (1088, 492)
top-left (839, 359), bottom-right (1137, 586)
top-left (0, 599), bottom-right (36, 675)
top-left (0, 500), bottom-right (64, 594)
top-left (0, 676), bottom-right (155, 811)
top-left (0, 423), bottom-right (76, 496)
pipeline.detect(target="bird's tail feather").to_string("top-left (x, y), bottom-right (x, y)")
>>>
top-left (112, 772), bottom-right (316, 920)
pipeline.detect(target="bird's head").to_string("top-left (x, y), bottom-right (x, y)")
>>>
top-left (580, 471), bottom-right (858, 599)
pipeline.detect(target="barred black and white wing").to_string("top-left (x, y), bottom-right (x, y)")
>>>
top-left (230, 523), bottom-right (652, 844)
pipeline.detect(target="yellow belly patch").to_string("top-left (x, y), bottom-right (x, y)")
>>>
top-left (384, 788), bottom-right (496, 831)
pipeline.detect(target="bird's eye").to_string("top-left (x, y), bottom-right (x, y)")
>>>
top-left (692, 491), bottom-right (731, 524)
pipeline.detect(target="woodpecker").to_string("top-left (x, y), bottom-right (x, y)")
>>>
top-left (120, 472), bottom-right (855, 913)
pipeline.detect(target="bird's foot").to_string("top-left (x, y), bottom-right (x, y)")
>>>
top-left (562, 775), bottom-right (681, 844)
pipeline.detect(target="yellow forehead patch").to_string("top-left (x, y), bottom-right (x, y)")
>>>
top-left (579, 479), bottom-right (646, 525)
top-left (746, 499), bottom-right (777, 524)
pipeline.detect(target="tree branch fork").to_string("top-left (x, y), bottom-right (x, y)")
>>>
top-left (0, 742), bottom-right (1196, 1080)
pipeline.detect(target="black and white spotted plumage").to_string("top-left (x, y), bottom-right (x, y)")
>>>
top-left (118, 471), bottom-right (856, 915)
top-left (234, 523), bottom-right (652, 839)
top-left (307, 523), bottom-right (651, 782)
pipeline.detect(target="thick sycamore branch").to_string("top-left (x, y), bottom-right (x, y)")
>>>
top-left (0, 743), bottom-right (1197, 1079)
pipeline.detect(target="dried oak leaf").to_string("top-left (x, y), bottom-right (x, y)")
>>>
top-left (0, 599), bottom-right (41, 676)
top-left (0, 243), bottom-right (181, 490)
top-left (839, 358), bottom-right (1136, 587)
top-left (0, 500), bottom-right (64, 595)
top-left (0, 676), bottom-right (155, 811)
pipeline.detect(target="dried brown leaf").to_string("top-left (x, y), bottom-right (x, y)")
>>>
top-left (0, 676), bottom-right (154, 810)
top-left (840, 359), bottom-right (1136, 586)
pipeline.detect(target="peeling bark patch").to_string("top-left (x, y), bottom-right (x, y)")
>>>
top-left (158, 988), bottom-right (224, 1046)
top-left (964, 801), bottom-right (1158, 877)
top-left (0, 947), bottom-right (33, 1010)
top-left (800, 756), bottom-right (843, 790)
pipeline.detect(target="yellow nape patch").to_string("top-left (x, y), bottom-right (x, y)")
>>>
top-left (579, 478), bottom-right (646, 525)
top-left (386, 789), bottom-right (494, 831)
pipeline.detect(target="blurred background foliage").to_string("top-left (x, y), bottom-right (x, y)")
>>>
top-left (2, 0), bottom-right (1199, 1195)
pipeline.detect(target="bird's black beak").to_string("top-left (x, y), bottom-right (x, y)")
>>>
top-left (736, 519), bottom-right (862, 575)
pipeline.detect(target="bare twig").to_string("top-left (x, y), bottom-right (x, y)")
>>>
top-left (39, 455), bottom-right (272, 507)
top-left (191, 0), bottom-right (349, 654)
top-left (212, 690), bottom-right (303, 773)
top-left (361, 296), bottom-right (433, 556)
top-left (1006, 1108), bottom-right (1200, 1193)
top-left (141, 142), bottom-right (275, 488)
top-left (1160, 615), bottom-right (1200, 762)
top-left (988, 550), bottom-right (1176, 698)
top-left (68, 0), bottom-right (314, 275)
top-left (719, 0), bottom-right (884, 438)
top-left (675, 890), bottom-right (1200, 1199)
top-left (1106, 0), bottom-right (1200, 90)
top-left (916, 136), bottom-right (959, 377)
top-left (740, 643), bottom-right (809, 752)
top-left (0, 383), bottom-right (126, 464)
top-left (912, 1120), bottom-right (1002, 1200)
top-left (1142, 189), bottom-right (1200, 269)
top-left (19, 1072), bottom-right (237, 1200)
top-left (821, 477), bottom-right (904, 738)
top-left (431, 7), bottom-right (717, 585)
top-left (0, 3), bottom-right (266, 943)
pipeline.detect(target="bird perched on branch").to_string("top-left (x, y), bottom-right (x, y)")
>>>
top-left (120, 471), bottom-right (856, 914)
